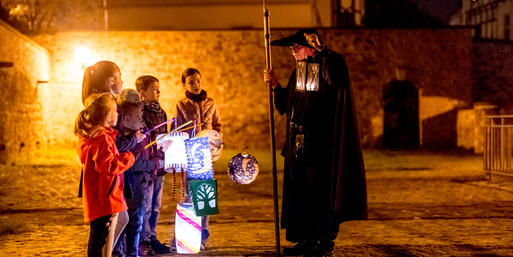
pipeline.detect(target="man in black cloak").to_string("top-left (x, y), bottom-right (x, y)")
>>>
top-left (264, 29), bottom-right (367, 256)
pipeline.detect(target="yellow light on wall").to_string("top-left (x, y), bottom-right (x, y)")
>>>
top-left (74, 47), bottom-right (98, 69)
top-left (9, 4), bottom-right (29, 16)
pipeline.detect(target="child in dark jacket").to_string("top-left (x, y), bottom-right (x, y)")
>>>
top-left (114, 99), bottom-right (165, 257)
top-left (75, 93), bottom-right (135, 257)
top-left (136, 75), bottom-right (171, 254)
top-left (115, 89), bottom-right (146, 153)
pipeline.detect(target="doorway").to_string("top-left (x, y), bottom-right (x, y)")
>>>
top-left (383, 80), bottom-right (419, 149)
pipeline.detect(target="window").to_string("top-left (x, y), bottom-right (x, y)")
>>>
top-left (505, 14), bottom-right (510, 40)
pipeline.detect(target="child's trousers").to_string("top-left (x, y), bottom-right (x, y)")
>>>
top-left (141, 175), bottom-right (164, 242)
top-left (112, 210), bottom-right (129, 249)
top-left (88, 213), bottom-right (119, 257)
top-left (113, 207), bottom-right (145, 257)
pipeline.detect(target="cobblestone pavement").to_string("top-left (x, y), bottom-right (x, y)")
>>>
top-left (1, 153), bottom-right (513, 256)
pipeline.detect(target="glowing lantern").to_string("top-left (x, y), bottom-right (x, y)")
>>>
top-left (296, 61), bottom-right (319, 92)
top-left (157, 132), bottom-right (189, 172)
top-left (189, 179), bottom-right (219, 216)
top-left (157, 132), bottom-right (189, 200)
top-left (185, 137), bottom-right (214, 180)
top-left (227, 153), bottom-right (259, 184)
top-left (196, 129), bottom-right (223, 162)
top-left (175, 202), bottom-right (202, 254)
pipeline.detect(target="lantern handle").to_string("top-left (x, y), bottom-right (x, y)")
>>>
top-left (241, 146), bottom-right (249, 157)
top-left (144, 120), bottom-right (193, 149)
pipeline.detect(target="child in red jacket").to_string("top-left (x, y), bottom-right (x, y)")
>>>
top-left (75, 92), bottom-right (135, 257)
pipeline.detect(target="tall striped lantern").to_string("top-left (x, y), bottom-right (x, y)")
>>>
top-left (175, 202), bottom-right (202, 254)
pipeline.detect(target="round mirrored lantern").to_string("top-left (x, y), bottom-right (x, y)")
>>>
top-left (227, 153), bottom-right (259, 184)
top-left (196, 129), bottom-right (223, 162)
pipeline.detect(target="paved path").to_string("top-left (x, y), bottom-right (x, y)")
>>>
top-left (1, 155), bottom-right (513, 256)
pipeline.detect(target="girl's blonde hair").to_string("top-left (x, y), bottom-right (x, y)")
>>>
top-left (81, 60), bottom-right (120, 104)
top-left (75, 93), bottom-right (116, 137)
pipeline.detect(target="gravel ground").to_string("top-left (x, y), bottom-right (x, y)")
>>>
top-left (1, 151), bottom-right (513, 256)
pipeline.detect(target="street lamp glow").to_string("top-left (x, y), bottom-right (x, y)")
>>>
top-left (74, 47), bottom-right (98, 69)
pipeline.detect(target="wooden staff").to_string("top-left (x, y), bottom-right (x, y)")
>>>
top-left (263, 0), bottom-right (281, 254)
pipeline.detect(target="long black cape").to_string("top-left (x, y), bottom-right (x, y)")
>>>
top-left (273, 49), bottom-right (367, 242)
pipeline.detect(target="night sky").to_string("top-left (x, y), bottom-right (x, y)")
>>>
top-left (416, 0), bottom-right (461, 23)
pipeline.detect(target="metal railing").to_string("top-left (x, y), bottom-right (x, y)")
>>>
top-left (483, 115), bottom-right (513, 178)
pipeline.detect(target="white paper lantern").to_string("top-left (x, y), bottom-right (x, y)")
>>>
top-left (157, 132), bottom-right (189, 172)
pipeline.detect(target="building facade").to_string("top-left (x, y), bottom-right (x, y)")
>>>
top-left (101, 0), bottom-right (364, 30)
top-left (450, 0), bottom-right (513, 40)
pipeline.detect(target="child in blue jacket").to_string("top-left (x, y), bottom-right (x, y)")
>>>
top-left (113, 98), bottom-right (165, 257)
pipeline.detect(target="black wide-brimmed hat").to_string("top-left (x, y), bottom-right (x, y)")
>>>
top-left (271, 28), bottom-right (322, 48)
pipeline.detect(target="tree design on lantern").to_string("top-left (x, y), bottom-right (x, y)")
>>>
top-left (195, 183), bottom-right (216, 210)
top-left (189, 179), bottom-right (218, 216)
top-left (227, 153), bottom-right (259, 184)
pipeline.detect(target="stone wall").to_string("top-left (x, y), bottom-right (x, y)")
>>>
top-left (317, 29), bottom-right (473, 149)
top-left (457, 103), bottom-right (498, 154)
top-left (33, 28), bottom-right (474, 151)
top-left (473, 39), bottom-right (513, 110)
top-left (0, 20), bottom-right (49, 163)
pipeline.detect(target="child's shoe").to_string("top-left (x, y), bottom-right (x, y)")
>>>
top-left (150, 238), bottom-right (171, 254)
top-left (139, 241), bottom-right (155, 256)
top-left (169, 238), bottom-right (177, 252)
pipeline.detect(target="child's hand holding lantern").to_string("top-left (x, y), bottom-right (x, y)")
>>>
top-left (159, 139), bottom-right (173, 153)
top-left (154, 147), bottom-right (167, 176)
top-left (135, 130), bottom-right (146, 143)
